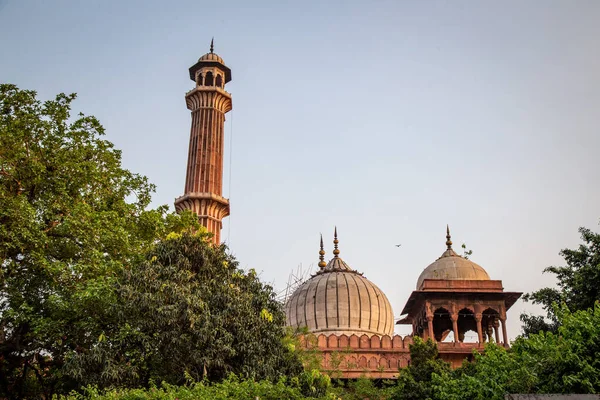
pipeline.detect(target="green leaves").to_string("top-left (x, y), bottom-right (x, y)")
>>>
top-left (65, 233), bottom-right (303, 389)
top-left (512, 303), bottom-right (600, 394)
top-left (521, 226), bottom-right (600, 336)
top-left (429, 304), bottom-right (600, 399)
top-left (0, 85), bottom-right (200, 398)
top-left (392, 337), bottom-right (451, 400)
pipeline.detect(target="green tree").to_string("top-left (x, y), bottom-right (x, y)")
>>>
top-left (333, 378), bottom-right (395, 400)
top-left (520, 226), bottom-right (600, 336)
top-left (432, 303), bottom-right (600, 398)
top-left (512, 303), bottom-right (600, 394)
top-left (391, 337), bottom-right (450, 400)
top-left (431, 345), bottom-right (536, 400)
top-left (66, 232), bottom-right (303, 388)
top-left (0, 85), bottom-right (197, 398)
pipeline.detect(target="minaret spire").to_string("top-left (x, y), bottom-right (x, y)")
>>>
top-left (446, 224), bottom-right (453, 250)
top-left (318, 234), bottom-right (327, 270)
top-left (210, 37), bottom-right (214, 53)
top-left (333, 226), bottom-right (340, 258)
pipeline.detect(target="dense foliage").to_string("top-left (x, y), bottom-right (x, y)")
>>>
top-left (59, 373), bottom-right (334, 400)
top-left (0, 85), bottom-right (301, 398)
top-left (433, 303), bottom-right (600, 398)
top-left (67, 232), bottom-right (303, 388)
top-left (520, 226), bottom-right (600, 336)
top-left (54, 301), bottom-right (600, 400)
top-left (0, 84), bottom-right (201, 398)
top-left (391, 337), bottom-right (450, 400)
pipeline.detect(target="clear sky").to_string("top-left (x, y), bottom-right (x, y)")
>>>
top-left (1, 0), bottom-right (599, 340)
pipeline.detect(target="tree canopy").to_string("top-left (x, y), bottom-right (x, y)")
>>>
top-left (432, 303), bottom-right (600, 398)
top-left (0, 84), bottom-right (293, 398)
top-left (520, 226), bottom-right (600, 336)
top-left (67, 232), bottom-right (303, 388)
top-left (0, 84), bottom-right (178, 398)
top-left (391, 337), bottom-right (450, 400)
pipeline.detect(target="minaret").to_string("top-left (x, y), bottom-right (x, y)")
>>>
top-left (174, 40), bottom-right (232, 245)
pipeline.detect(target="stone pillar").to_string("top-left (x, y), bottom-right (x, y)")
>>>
top-left (451, 313), bottom-right (459, 343)
top-left (486, 323), bottom-right (494, 343)
top-left (475, 313), bottom-right (483, 344)
top-left (426, 315), bottom-right (434, 342)
top-left (500, 317), bottom-right (508, 346)
top-left (494, 319), bottom-right (500, 343)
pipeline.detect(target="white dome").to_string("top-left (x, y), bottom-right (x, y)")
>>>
top-left (285, 256), bottom-right (394, 336)
top-left (416, 227), bottom-right (491, 289)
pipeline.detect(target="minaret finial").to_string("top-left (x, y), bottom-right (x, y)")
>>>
top-left (333, 226), bottom-right (340, 258)
top-left (318, 234), bottom-right (327, 269)
top-left (210, 37), bottom-right (214, 53)
top-left (446, 224), bottom-right (453, 250)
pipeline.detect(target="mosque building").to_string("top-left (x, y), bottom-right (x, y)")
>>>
top-left (176, 44), bottom-right (522, 378)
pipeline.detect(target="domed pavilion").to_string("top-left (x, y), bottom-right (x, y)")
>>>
top-left (397, 226), bottom-right (522, 367)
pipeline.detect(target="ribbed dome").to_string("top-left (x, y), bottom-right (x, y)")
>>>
top-left (417, 226), bottom-right (490, 290)
top-left (285, 256), bottom-right (394, 337)
top-left (416, 241), bottom-right (490, 289)
top-left (198, 52), bottom-right (225, 64)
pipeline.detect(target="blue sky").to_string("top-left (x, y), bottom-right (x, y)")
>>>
top-left (1, 0), bottom-right (599, 339)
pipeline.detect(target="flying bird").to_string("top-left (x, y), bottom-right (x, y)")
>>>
top-left (395, 244), bottom-right (402, 247)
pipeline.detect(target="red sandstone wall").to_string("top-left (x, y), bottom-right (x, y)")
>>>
top-left (303, 333), bottom-right (483, 378)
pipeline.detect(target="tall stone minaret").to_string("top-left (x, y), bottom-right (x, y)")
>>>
top-left (175, 40), bottom-right (232, 245)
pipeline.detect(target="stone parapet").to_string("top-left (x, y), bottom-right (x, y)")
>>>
top-left (301, 332), bottom-right (485, 378)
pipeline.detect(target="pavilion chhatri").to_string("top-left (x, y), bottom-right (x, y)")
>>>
top-left (176, 44), bottom-right (522, 378)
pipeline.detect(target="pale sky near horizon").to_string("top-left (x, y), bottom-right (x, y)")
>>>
top-left (1, 0), bottom-right (599, 340)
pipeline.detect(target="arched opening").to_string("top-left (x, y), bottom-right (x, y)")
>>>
top-left (215, 74), bottom-right (223, 87)
top-left (462, 329), bottom-right (478, 343)
top-left (482, 308), bottom-right (500, 343)
top-left (457, 308), bottom-right (477, 342)
top-left (432, 307), bottom-right (452, 342)
top-left (196, 73), bottom-right (203, 86)
top-left (204, 71), bottom-right (214, 86)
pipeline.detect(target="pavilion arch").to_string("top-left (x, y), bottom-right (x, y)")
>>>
top-left (204, 71), bottom-right (214, 86)
top-left (462, 329), bottom-right (478, 343)
top-left (432, 307), bottom-right (452, 342)
top-left (215, 74), bottom-right (223, 87)
top-left (443, 330), bottom-right (455, 343)
top-left (196, 73), bottom-right (203, 86)
top-left (482, 307), bottom-right (501, 343)
top-left (457, 308), bottom-right (477, 342)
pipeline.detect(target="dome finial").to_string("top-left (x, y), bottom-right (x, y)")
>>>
top-left (446, 224), bottom-right (453, 250)
top-left (333, 226), bottom-right (340, 258)
top-left (210, 37), bottom-right (214, 53)
top-left (318, 234), bottom-right (327, 269)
